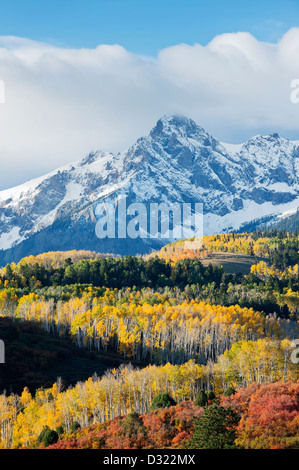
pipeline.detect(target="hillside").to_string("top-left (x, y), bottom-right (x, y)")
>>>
top-left (32, 381), bottom-right (299, 450)
top-left (0, 317), bottom-right (147, 395)
top-left (196, 252), bottom-right (266, 274)
top-left (0, 231), bottom-right (298, 449)
top-left (146, 231), bottom-right (299, 269)
top-left (268, 209), bottom-right (299, 233)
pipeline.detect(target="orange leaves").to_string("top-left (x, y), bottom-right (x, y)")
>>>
top-left (1, 353), bottom-right (298, 448)
top-left (222, 381), bottom-right (299, 449)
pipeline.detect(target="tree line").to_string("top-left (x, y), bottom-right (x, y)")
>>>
top-left (1, 257), bottom-right (225, 290)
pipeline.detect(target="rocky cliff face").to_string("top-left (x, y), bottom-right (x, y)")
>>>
top-left (0, 115), bottom-right (298, 265)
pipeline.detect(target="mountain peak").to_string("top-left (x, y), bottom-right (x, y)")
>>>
top-left (79, 151), bottom-right (100, 167)
top-left (159, 114), bottom-right (196, 127)
top-left (150, 114), bottom-right (203, 137)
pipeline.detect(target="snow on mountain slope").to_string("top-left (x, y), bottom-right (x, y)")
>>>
top-left (277, 206), bottom-right (298, 219)
top-left (0, 114), bottom-right (298, 264)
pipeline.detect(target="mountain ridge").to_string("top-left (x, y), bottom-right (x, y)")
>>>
top-left (0, 114), bottom-right (298, 265)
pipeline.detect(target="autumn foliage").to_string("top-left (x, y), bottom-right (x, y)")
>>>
top-left (148, 232), bottom-right (299, 265)
top-left (0, 231), bottom-right (298, 450)
top-left (46, 401), bottom-right (203, 449)
top-left (221, 381), bottom-right (299, 449)
top-left (42, 381), bottom-right (299, 450)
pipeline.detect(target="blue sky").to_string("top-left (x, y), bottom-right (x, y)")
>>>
top-left (0, 0), bottom-right (298, 54)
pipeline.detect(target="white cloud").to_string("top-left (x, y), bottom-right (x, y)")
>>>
top-left (0, 29), bottom-right (299, 189)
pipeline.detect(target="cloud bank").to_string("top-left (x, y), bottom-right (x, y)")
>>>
top-left (0, 29), bottom-right (299, 189)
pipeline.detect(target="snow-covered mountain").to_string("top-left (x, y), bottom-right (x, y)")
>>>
top-left (0, 115), bottom-right (298, 265)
